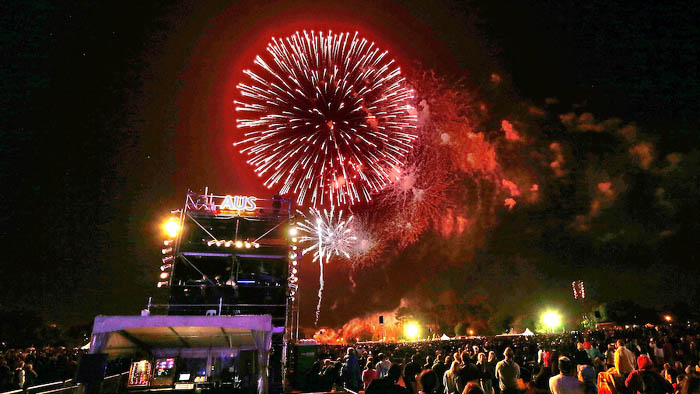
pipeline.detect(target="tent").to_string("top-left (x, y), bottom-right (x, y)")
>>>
top-left (522, 328), bottom-right (534, 336)
top-left (440, 334), bottom-right (451, 340)
top-left (89, 315), bottom-right (273, 393)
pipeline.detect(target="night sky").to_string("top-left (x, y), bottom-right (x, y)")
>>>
top-left (2, 0), bottom-right (699, 329)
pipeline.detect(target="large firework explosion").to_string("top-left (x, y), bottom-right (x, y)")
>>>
top-left (235, 30), bottom-right (418, 208)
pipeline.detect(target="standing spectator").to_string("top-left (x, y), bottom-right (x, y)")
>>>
top-left (549, 357), bottom-right (583, 394)
top-left (606, 344), bottom-right (616, 369)
top-left (0, 360), bottom-right (12, 390)
top-left (495, 348), bottom-right (520, 394)
top-left (417, 369), bottom-right (438, 394)
top-left (477, 353), bottom-right (494, 394)
top-left (433, 355), bottom-right (450, 394)
top-left (616, 340), bottom-right (637, 378)
top-left (377, 353), bottom-right (392, 378)
top-left (444, 361), bottom-right (461, 394)
top-left (23, 363), bottom-right (38, 389)
top-left (487, 351), bottom-right (499, 394)
top-left (366, 364), bottom-right (410, 394)
top-left (363, 360), bottom-right (379, 390)
top-left (405, 354), bottom-right (423, 393)
top-left (574, 343), bottom-right (591, 366)
top-left (13, 361), bottom-right (25, 389)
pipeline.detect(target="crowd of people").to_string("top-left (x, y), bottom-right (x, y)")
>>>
top-left (0, 347), bottom-right (82, 391)
top-left (299, 325), bottom-right (700, 394)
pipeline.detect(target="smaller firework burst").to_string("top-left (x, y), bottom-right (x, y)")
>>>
top-left (296, 207), bottom-right (357, 325)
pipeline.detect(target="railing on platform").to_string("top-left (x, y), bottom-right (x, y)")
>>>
top-left (0, 371), bottom-right (128, 394)
top-left (146, 302), bottom-right (287, 316)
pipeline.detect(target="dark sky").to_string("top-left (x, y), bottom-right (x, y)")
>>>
top-left (2, 0), bottom-right (698, 327)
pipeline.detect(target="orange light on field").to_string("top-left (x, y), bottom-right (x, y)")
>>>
top-left (468, 329), bottom-right (475, 336)
top-left (664, 315), bottom-right (672, 322)
top-left (163, 218), bottom-right (180, 238)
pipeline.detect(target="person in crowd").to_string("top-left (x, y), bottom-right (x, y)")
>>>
top-left (377, 353), bottom-right (392, 378)
top-left (0, 360), bottom-right (11, 391)
top-left (405, 354), bottom-right (423, 393)
top-left (458, 350), bottom-right (481, 394)
top-left (606, 344), bottom-right (617, 369)
top-left (549, 356), bottom-right (583, 394)
top-left (464, 381), bottom-right (486, 394)
top-left (578, 365), bottom-right (597, 394)
top-left (616, 340), bottom-right (638, 378)
top-left (664, 363), bottom-right (679, 384)
top-left (434, 355), bottom-right (450, 394)
top-left (23, 363), bottom-right (38, 389)
top-left (586, 341), bottom-right (602, 362)
top-left (681, 376), bottom-right (700, 394)
top-left (366, 363), bottom-right (410, 394)
top-left (363, 359), bottom-right (379, 390)
top-left (495, 347), bottom-right (520, 394)
top-left (574, 343), bottom-right (590, 366)
top-left (342, 347), bottom-right (362, 391)
top-left (532, 363), bottom-right (552, 394)
top-left (487, 351), bottom-right (499, 394)
top-left (417, 369), bottom-right (438, 394)
top-left (425, 356), bottom-right (435, 371)
top-left (318, 359), bottom-right (336, 391)
top-left (476, 353), bottom-right (494, 394)
top-left (444, 360), bottom-right (461, 394)
top-left (625, 354), bottom-right (674, 394)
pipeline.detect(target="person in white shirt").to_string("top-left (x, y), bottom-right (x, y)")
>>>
top-left (549, 357), bottom-right (583, 394)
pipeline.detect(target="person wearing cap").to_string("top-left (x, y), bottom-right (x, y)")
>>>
top-left (495, 347), bottom-right (520, 394)
top-left (549, 356), bottom-right (583, 394)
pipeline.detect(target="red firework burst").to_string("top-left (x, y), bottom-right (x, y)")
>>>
top-left (234, 30), bottom-right (418, 208)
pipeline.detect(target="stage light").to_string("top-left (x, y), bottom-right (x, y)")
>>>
top-left (244, 241), bottom-right (251, 248)
top-left (253, 242), bottom-right (260, 248)
top-left (160, 272), bottom-right (169, 279)
top-left (405, 322), bottom-right (420, 340)
top-left (161, 247), bottom-right (173, 255)
top-left (292, 245), bottom-right (297, 251)
top-left (289, 252), bottom-right (297, 260)
top-left (292, 261), bottom-right (297, 266)
top-left (542, 311), bottom-right (562, 332)
top-left (164, 240), bottom-right (173, 246)
top-left (664, 315), bottom-right (672, 322)
top-left (207, 240), bottom-right (216, 246)
top-left (292, 268), bottom-right (297, 274)
top-left (157, 281), bottom-right (168, 288)
top-left (468, 329), bottom-right (475, 336)
top-left (291, 237), bottom-right (298, 243)
top-left (160, 263), bottom-right (172, 271)
top-left (289, 227), bottom-right (298, 236)
top-left (235, 241), bottom-right (243, 248)
top-left (163, 218), bottom-right (180, 238)
top-left (225, 241), bottom-right (233, 247)
top-left (162, 256), bottom-right (174, 264)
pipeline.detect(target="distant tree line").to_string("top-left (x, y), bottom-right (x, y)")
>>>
top-left (0, 309), bottom-right (92, 349)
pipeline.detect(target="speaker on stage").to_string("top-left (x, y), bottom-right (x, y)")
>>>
top-left (76, 353), bottom-right (108, 383)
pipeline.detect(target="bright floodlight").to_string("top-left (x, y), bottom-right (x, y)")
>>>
top-left (405, 323), bottom-right (419, 340)
top-left (163, 218), bottom-right (180, 238)
top-left (664, 315), bottom-right (672, 322)
top-left (542, 311), bottom-right (561, 330)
